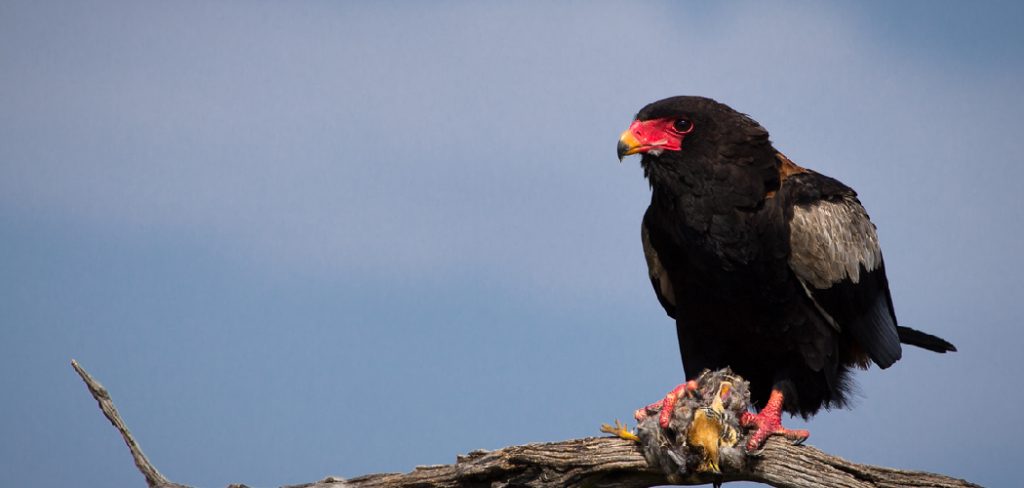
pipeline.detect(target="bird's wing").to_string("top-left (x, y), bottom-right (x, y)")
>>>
top-left (642, 208), bottom-right (677, 319)
top-left (787, 175), bottom-right (902, 368)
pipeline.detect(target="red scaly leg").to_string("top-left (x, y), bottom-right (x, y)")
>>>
top-left (633, 380), bottom-right (699, 428)
top-left (740, 389), bottom-right (810, 452)
top-left (633, 399), bottom-right (666, 422)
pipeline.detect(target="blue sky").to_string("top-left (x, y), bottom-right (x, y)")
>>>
top-left (2, 1), bottom-right (1022, 486)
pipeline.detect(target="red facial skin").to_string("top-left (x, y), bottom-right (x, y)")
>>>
top-left (625, 117), bottom-right (693, 154)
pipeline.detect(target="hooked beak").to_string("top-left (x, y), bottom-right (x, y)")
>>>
top-left (617, 127), bottom-right (644, 161)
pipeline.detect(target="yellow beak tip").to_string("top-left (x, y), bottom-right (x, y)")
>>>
top-left (617, 129), bottom-right (643, 160)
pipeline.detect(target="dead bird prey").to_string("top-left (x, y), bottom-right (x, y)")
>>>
top-left (605, 368), bottom-right (748, 484)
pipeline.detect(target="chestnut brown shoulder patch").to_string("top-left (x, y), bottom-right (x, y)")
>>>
top-left (766, 153), bottom-right (808, 199)
top-left (777, 153), bottom-right (807, 180)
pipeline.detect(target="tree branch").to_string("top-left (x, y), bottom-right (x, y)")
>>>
top-left (72, 360), bottom-right (979, 488)
top-left (71, 359), bottom-right (189, 488)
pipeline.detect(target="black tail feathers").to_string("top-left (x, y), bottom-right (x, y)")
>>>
top-left (897, 326), bottom-right (957, 353)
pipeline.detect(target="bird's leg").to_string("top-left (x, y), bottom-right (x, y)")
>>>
top-left (633, 380), bottom-right (699, 428)
top-left (739, 389), bottom-right (809, 452)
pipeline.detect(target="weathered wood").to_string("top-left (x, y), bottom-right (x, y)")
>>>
top-left (72, 360), bottom-right (979, 488)
top-left (71, 359), bottom-right (190, 488)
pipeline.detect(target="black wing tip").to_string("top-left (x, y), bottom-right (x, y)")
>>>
top-left (873, 349), bottom-right (901, 369)
top-left (897, 326), bottom-right (957, 353)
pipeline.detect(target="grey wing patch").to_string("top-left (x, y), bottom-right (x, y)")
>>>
top-left (789, 194), bottom-right (902, 367)
top-left (789, 195), bottom-right (882, 289)
top-left (642, 221), bottom-right (676, 316)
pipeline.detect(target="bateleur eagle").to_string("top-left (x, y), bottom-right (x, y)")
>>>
top-left (617, 96), bottom-right (955, 451)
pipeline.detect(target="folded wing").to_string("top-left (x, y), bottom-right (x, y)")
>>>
top-left (788, 185), bottom-right (902, 368)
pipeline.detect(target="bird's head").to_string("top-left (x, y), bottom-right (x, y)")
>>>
top-left (617, 96), bottom-right (705, 160)
top-left (617, 96), bottom-right (778, 197)
top-left (617, 96), bottom-right (771, 161)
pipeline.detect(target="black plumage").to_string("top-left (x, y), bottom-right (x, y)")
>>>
top-left (620, 96), bottom-right (955, 418)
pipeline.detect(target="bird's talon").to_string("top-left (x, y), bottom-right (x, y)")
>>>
top-left (742, 390), bottom-right (809, 452)
top-left (641, 381), bottom-right (699, 429)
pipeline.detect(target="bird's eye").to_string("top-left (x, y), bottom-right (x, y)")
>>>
top-left (673, 118), bottom-right (694, 133)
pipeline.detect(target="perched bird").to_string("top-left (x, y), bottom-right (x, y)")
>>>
top-left (617, 96), bottom-right (956, 451)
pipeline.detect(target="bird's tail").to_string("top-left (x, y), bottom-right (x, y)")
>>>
top-left (897, 326), bottom-right (957, 353)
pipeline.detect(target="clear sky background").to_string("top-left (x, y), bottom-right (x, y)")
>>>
top-left (2, 1), bottom-right (1022, 487)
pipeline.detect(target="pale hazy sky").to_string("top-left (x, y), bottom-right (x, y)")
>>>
top-left (2, 1), bottom-right (1022, 487)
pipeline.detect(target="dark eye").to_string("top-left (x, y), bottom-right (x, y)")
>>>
top-left (673, 118), bottom-right (693, 133)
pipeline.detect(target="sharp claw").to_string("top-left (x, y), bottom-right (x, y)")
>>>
top-left (742, 389), bottom-right (810, 451)
top-left (636, 381), bottom-right (701, 431)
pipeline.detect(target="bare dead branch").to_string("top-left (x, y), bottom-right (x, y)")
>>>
top-left (71, 359), bottom-right (189, 488)
top-left (71, 360), bottom-right (979, 488)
